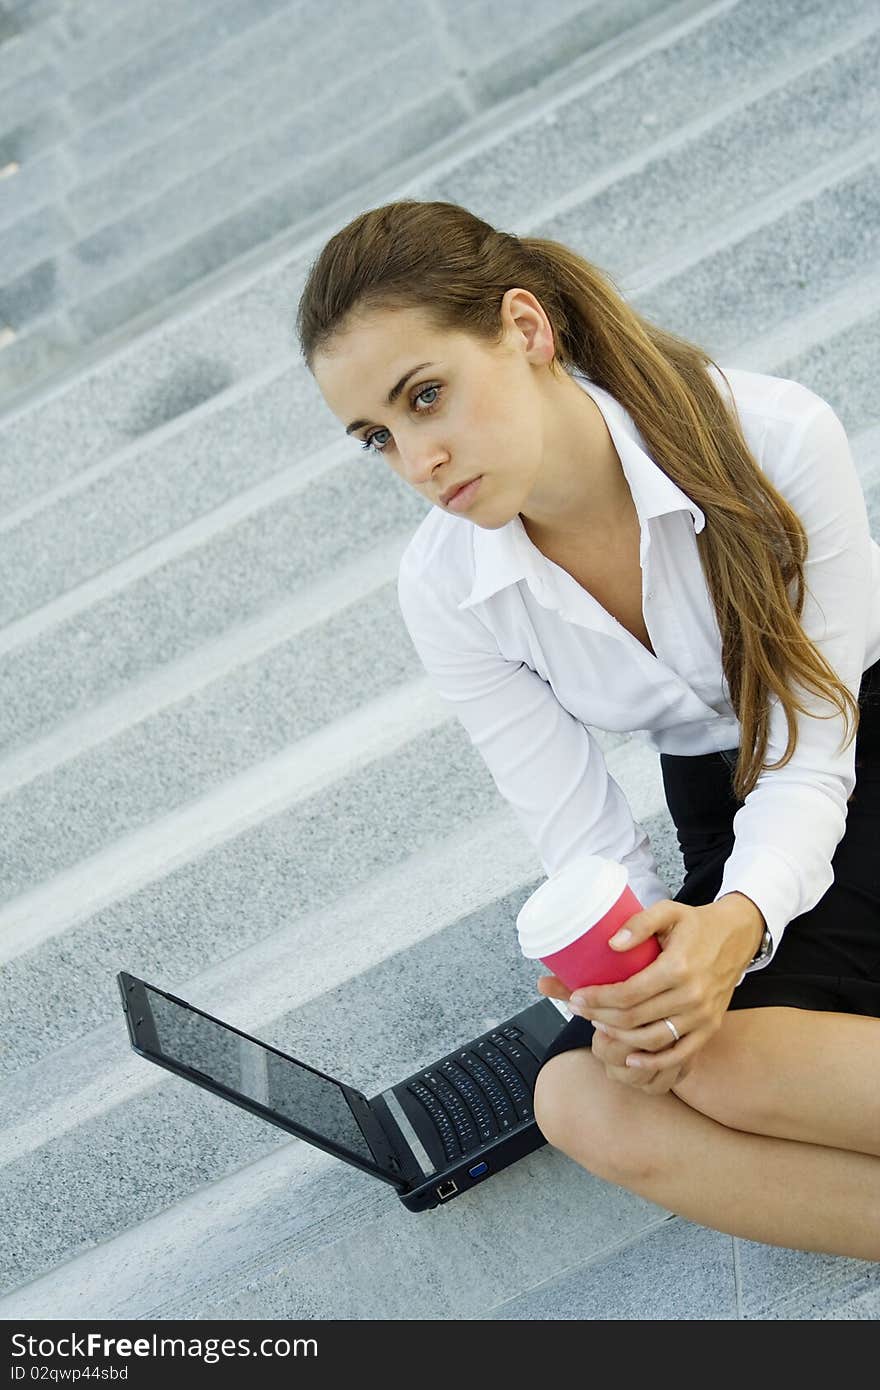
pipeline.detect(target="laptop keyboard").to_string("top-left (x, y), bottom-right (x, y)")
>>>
top-left (406, 1026), bottom-right (542, 1162)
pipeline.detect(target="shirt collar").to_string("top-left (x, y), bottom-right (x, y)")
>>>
top-left (459, 372), bottom-right (705, 611)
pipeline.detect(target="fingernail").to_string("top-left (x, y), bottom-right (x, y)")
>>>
top-left (590, 1020), bottom-right (608, 1034)
top-left (625, 1056), bottom-right (643, 1067)
top-left (609, 928), bottom-right (632, 947)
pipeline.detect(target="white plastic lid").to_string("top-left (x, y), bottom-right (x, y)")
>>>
top-left (516, 855), bottom-right (627, 958)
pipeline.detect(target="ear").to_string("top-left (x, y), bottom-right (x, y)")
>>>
top-left (502, 287), bottom-right (555, 366)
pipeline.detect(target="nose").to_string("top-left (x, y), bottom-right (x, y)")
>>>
top-left (397, 429), bottom-right (449, 487)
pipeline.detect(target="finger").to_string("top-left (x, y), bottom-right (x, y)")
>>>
top-left (606, 898), bottom-right (681, 954)
top-left (536, 974), bottom-right (572, 1003)
top-left (608, 1060), bottom-right (686, 1095)
top-left (641, 1068), bottom-right (684, 1095)
top-left (573, 987), bottom-right (685, 1032)
top-left (590, 1032), bottom-right (632, 1070)
top-left (624, 1038), bottom-right (690, 1073)
top-left (597, 1017), bottom-right (692, 1056)
top-left (593, 1044), bottom-right (633, 1073)
top-left (604, 1061), bottom-right (661, 1089)
top-left (569, 968), bottom-right (681, 1019)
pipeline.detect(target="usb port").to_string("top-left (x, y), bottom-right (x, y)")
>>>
top-left (435, 1180), bottom-right (458, 1200)
top-left (468, 1162), bottom-right (488, 1178)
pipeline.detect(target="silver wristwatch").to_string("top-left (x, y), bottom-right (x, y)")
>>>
top-left (749, 925), bottom-right (773, 967)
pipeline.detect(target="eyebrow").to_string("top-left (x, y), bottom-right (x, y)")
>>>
top-left (345, 362), bottom-right (437, 436)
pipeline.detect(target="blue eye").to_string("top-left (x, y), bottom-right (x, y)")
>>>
top-left (360, 433), bottom-right (386, 454)
top-left (360, 384), bottom-right (442, 454)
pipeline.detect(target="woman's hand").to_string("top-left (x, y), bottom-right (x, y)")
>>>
top-left (536, 892), bottom-right (766, 1094)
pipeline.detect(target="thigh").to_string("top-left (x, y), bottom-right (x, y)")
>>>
top-left (672, 1004), bottom-right (880, 1154)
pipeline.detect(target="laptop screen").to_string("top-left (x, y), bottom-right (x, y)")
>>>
top-left (142, 983), bottom-right (377, 1164)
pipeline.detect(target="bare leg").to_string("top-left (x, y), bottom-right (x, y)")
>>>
top-left (671, 1007), bottom-right (880, 1157)
top-left (534, 1048), bottom-right (880, 1261)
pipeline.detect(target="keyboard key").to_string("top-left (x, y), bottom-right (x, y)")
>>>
top-left (456, 1054), bottom-right (517, 1129)
top-left (441, 1060), bottom-right (498, 1139)
top-left (407, 1081), bottom-right (461, 1157)
top-left (474, 1043), bottom-right (532, 1121)
top-left (489, 1035), bottom-right (540, 1081)
top-left (495, 1029), bottom-right (544, 1066)
top-left (425, 1072), bottom-right (479, 1150)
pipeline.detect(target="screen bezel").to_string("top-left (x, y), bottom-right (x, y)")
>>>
top-left (117, 971), bottom-right (408, 1191)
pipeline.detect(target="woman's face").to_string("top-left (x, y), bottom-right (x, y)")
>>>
top-left (312, 290), bottom-right (561, 530)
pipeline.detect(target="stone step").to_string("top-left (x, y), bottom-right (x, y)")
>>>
top-left (0, 14), bottom-right (60, 94)
top-left (0, 764), bottom-right (677, 1292)
top-left (1, 20), bottom-right (876, 561)
top-left (0, 1102), bottom-right (681, 1321)
top-left (1, 199), bottom-right (74, 284)
top-left (59, 0), bottom-right (278, 91)
top-left (0, 146), bottom-right (69, 233)
top-left (58, 0), bottom-right (674, 203)
top-left (66, 0), bottom-right (420, 177)
top-left (0, 0), bottom-right (667, 311)
top-left (0, 43), bottom-right (62, 124)
top-left (5, 11), bottom-right (875, 326)
top-left (0, 0), bottom-right (872, 416)
top-left (0, 2), bottom-right (761, 405)
top-left (0, 0), bottom-right (405, 227)
top-left (0, 541), bottom-right (420, 901)
top-left (0, 446), bottom-right (426, 753)
top-left (0, 668), bottom-right (660, 1070)
top-left (0, 0), bottom-right (66, 39)
top-left (0, 86), bottom-right (473, 391)
top-left (0, 22), bottom-right (453, 299)
top-left (1, 0), bottom-right (878, 1322)
top-left (64, 0), bottom-right (307, 129)
top-left (66, 30), bottom-right (447, 240)
top-left (0, 0), bottom-right (656, 258)
top-left (0, 60), bottom-right (70, 168)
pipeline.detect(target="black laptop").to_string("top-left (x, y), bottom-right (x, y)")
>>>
top-left (117, 971), bottom-right (569, 1212)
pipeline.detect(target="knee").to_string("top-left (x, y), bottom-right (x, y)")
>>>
top-left (533, 1050), bottom-right (584, 1147)
top-left (670, 1029), bottom-right (768, 1132)
top-left (533, 1049), bottom-right (659, 1187)
top-left (670, 1064), bottom-right (740, 1128)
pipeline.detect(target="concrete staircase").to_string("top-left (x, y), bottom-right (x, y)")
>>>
top-left (0, 0), bottom-right (878, 1321)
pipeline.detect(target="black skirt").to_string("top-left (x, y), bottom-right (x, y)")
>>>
top-left (540, 657), bottom-right (880, 1067)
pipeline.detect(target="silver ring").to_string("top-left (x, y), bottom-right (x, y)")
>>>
top-left (662, 1017), bottom-right (680, 1044)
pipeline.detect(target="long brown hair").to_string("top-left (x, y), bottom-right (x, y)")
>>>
top-left (296, 198), bottom-right (859, 800)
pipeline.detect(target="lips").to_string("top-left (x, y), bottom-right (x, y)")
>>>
top-left (441, 476), bottom-right (481, 506)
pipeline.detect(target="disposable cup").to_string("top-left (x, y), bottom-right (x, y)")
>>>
top-left (516, 855), bottom-right (660, 990)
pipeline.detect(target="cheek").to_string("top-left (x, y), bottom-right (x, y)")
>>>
top-left (386, 458), bottom-right (409, 486)
top-left (466, 390), bottom-right (531, 459)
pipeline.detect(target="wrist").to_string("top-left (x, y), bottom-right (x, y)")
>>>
top-left (714, 891), bottom-right (767, 970)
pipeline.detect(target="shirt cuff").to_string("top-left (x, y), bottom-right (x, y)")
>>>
top-left (624, 863), bottom-right (671, 913)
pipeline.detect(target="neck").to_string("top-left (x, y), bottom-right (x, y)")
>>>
top-left (519, 374), bottom-right (634, 553)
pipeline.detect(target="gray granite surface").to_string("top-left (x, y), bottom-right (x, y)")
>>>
top-left (0, 0), bottom-right (877, 1323)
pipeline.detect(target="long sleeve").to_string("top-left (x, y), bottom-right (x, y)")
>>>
top-left (715, 399), bottom-right (874, 971)
top-left (397, 558), bottom-right (670, 911)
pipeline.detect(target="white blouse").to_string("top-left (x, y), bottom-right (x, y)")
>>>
top-left (396, 365), bottom-right (880, 977)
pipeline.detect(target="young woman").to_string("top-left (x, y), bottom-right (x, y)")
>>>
top-left (297, 198), bottom-right (880, 1261)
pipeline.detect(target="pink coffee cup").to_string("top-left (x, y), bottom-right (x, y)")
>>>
top-left (516, 855), bottom-right (660, 990)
